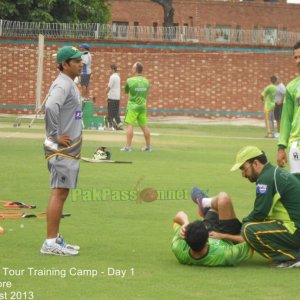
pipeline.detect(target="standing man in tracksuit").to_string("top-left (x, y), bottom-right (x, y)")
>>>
top-left (41, 46), bottom-right (85, 256)
top-left (261, 76), bottom-right (277, 138)
top-left (106, 64), bottom-right (122, 130)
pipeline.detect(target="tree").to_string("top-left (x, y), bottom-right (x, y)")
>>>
top-left (0, 0), bottom-right (110, 23)
top-left (151, 0), bottom-right (174, 27)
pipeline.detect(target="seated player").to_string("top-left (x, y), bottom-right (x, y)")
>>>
top-left (171, 187), bottom-right (253, 267)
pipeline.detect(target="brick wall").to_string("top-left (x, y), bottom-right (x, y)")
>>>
top-left (0, 37), bottom-right (298, 118)
top-left (111, 0), bottom-right (300, 31)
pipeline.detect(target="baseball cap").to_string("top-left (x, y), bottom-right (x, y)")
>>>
top-left (230, 146), bottom-right (263, 171)
top-left (56, 46), bottom-right (85, 65)
top-left (80, 43), bottom-right (90, 50)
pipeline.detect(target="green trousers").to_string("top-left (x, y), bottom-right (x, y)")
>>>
top-left (242, 220), bottom-right (300, 262)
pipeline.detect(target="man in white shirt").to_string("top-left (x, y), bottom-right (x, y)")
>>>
top-left (106, 64), bottom-right (122, 130)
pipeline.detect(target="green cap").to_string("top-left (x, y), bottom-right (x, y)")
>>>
top-left (56, 46), bottom-right (85, 64)
top-left (230, 146), bottom-right (263, 171)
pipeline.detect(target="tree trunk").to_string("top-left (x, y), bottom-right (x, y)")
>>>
top-left (151, 0), bottom-right (174, 27)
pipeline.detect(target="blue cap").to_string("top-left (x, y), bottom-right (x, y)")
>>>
top-left (80, 43), bottom-right (90, 50)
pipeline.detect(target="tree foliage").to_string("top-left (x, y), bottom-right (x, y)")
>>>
top-left (0, 0), bottom-right (111, 23)
top-left (151, 0), bottom-right (174, 27)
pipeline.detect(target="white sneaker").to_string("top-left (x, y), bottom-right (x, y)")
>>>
top-left (120, 146), bottom-right (132, 152)
top-left (56, 234), bottom-right (80, 251)
top-left (141, 146), bottom-right (153, 152)
top-left (276, 256), bottom-right (300, 268)
top-left (40, 241), bottom-right (79, 256)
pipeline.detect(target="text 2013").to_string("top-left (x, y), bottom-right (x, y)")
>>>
top-left (0, 291), bottom-right (34, 299)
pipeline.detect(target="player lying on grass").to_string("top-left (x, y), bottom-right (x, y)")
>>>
top-left (187, 146), bottom-right (300, 268)
top-left (172, 189), bottom-right (253, 267)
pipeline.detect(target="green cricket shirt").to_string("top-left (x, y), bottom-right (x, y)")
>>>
top-left (242, 163), bottom-right (300, 235)
top-left (125, 75), bottom-right (150, 112)
top-left (262, 84), bottom-right (277, 111)
top-left (278, 76), bottom-right (300, 148)
top-left (171, 224), bottom-right (252, 267)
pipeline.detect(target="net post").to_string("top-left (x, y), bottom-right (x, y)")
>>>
top-left (35, 34), bottom-right (44, 111)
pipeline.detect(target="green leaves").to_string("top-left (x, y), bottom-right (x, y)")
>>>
top-left (0, 0), bottom-right (110, 23)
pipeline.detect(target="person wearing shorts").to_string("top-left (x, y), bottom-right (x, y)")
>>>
top-left (120, 62), bottom-right (152, 152)
top-left (41, 46), bottom-right (85, 256)
top-left (172, 190), bottom-right (253, 267)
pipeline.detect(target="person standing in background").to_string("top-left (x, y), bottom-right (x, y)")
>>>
top-left (121, 62), bottom-right (152, 152)
top-left (79, 43), bottom-right (92, 100)
top-left (106, 64), bottom-right (122, 130)
top-left (261, 76), bottom-right (277, 138)
top-left (274, 77), bottom-right (286, 136)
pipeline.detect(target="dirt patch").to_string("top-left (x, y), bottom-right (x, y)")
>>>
top-left (148, 116), bottom-right (265, 127)
top-left (0, 130), bottom-right (126, 142)
top-left (1, 114), bottom-right (265, 127)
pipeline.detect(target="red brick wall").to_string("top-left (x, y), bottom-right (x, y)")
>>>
top-left (110, 0), bottom-right (300, 31)
top-left (0, 37), bottom-right (298, 118)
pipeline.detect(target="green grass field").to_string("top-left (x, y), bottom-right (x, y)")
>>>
top-left (0, 118), bottom-right (299, 300)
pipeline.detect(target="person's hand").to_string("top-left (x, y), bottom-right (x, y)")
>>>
top-left (277, 149), bottom-right (287, 167)
top-left (57, 135), bottom-right (71, 146)
top-left (180, 223), bottom-right (188, 239)
top-left (209, 231), bottom-right (225, 239)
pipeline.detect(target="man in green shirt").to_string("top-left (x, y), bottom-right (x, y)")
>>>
top-left (172, 192), bottom-right (253, 267)
top-left (261, 75), bottom-right (277, 138)
top-left (120, 62), bottom-right (152, 152)
top-left (277, 41), bottom-right (300, 182)
top-left (229, 146), bottom-right (300, 268)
